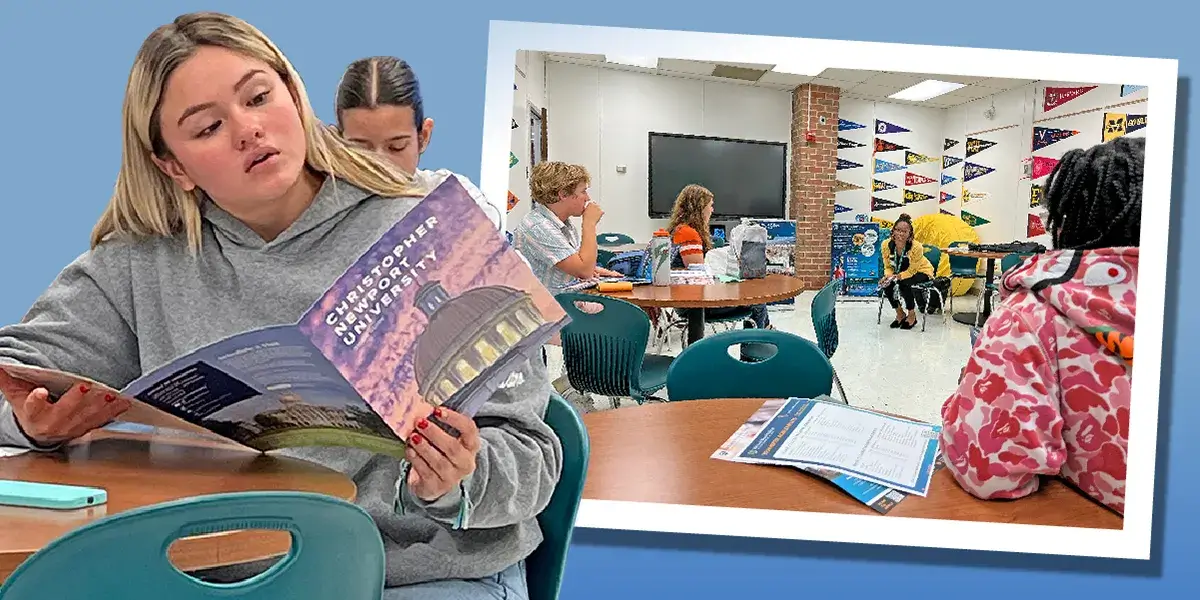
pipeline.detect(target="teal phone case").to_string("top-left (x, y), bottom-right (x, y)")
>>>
top-left (0, 479), bottom-right (108, 510)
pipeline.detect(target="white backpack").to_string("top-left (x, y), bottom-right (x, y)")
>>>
top-left (729, 221), bottom-right (769, 279)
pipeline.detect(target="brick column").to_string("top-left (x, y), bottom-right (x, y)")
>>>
top-left (790, 84), bottom-right (840, 290)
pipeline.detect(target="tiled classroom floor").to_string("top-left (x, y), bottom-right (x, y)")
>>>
top-left (547, 290), bottom-right (983, 426)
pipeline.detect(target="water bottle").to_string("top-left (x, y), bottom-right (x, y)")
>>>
top-left (649, 229), bottom-right (672, 286)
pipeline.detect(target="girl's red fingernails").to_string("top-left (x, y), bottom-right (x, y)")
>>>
top-left (411, 434), bottom-right (423, 445)
top-left (79, 384), bottom-right (90, 394)
top-left (417, 419), bottom-right (428, 429)
top-left (104, 394), bottom-right (115, 403)
top-left (433, 408), bottom-right (443, 417)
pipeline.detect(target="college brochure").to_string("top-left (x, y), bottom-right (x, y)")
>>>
top-left (714, 397), bottom-right (943, 501)
top-left (0, 178), bottom-right (569, 457)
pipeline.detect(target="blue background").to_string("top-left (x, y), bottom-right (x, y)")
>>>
top-left (0, 1), bottom-right (1190, 597)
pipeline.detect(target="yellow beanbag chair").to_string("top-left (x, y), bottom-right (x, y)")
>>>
top-left (912, 213), bottom-right (981, 297)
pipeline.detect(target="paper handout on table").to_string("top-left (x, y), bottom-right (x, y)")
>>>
top-left (718, 397), bottom-right (942, 498)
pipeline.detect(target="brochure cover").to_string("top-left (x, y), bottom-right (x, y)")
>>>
top-left (0, 177), bottom-right (568, 457)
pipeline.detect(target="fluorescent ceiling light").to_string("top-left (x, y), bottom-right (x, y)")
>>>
top-left (889, 79), bottom-right (966, 101)
top-left (605, 55), bottom-right (658, 69)
top-left (770, 61), bottom-right (825, 77)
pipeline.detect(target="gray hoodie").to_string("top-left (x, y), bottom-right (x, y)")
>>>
top-left (0, 174), bottom-right (563, 587)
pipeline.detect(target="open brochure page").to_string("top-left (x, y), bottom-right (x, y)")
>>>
top-left (714, 398), bottom-right (912, 513)
top-left (735, 398), bottom-right (942, 497)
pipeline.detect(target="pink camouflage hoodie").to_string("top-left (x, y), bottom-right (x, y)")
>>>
top-left (940, 246), bottom-right (1136, 516)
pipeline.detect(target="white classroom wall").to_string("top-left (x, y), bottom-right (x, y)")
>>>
top-left (534, 60), bottom-right (793, 243)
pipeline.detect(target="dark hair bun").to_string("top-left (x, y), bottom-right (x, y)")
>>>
top-left (898, 213), bottom-right (912, 220)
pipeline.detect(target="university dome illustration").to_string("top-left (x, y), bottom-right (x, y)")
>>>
top-left (412, 281), bottom-right (546, 406)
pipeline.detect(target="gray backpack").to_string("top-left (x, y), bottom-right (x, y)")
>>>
top-left (730, 221), bottom-right (769, 279)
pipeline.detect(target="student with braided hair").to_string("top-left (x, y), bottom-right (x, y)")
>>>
top-left (940, 136), bottom-right (1143, 516)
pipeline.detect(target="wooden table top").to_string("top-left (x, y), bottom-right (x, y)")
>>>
top-left (581, 398), bottom-right (1122, 529)
top-left (0, 430), bottom-right (356, 583)
top-left (592, 273), bottom-right (805, 309)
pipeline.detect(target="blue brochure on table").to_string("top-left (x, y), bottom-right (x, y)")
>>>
top-left (735, 397), bottom-right (942, 497)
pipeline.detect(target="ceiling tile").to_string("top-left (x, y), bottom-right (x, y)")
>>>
top-left (807, 77), bottom-right (856, 89)
top-left (718, 61), bottom-right (777, 71)
top-left (545, 53), bottom-right (606, 62)
top-left (657, 58), bottom-right (716, 75)
top-left (862, 72), bottom-right (926, 88)
top-left (846, 83), bottom-right (905, 99)
top-left (758, 71), bottom-right (814, 87)
top-left (974, 77), bottom-right (1037, 90)
top-left (815, 68), bottom-right (877, 83)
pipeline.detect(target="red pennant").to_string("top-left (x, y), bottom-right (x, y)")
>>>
top-left (1044, 86), bottom-right (1097, 111)
top-left (1028, 213), bottom-right (1047, 237)
top-left (904, 171), bottom-right (937, 186)
top-left (507, 191), bottom-right (519, 211)
top-left (1031, 156), bottom-right (1060, 180)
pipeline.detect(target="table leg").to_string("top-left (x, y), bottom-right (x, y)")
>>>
top-left (686, 310), bottom-right (706, 346)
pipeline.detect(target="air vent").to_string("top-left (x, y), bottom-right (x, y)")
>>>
top-left (711, 64), bottom-right (767, 82)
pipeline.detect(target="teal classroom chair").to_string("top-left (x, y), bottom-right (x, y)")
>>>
top-left (946, 240), bottom-right (985, 314)
top-left (0, 492), bottom-right (385, 600)
top-left (665, 328), bottom-right (836, 402)
top-left (554, 292), bottom-right (674, 403)
top-left (597, 232), bottom-right (635, 246)
top-left (810, 279), bottom-right (849, 403)
top-left (525, 393), bottom-right (590, 600)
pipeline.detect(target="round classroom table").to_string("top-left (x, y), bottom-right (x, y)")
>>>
top-left (591, 273), bottom-right (805, 345)
top-left (0, 428), bottom-right (356, 584)
top-left (581, 398), bottom-right (1122, 528)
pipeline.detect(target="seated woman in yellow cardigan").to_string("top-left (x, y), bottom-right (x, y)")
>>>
top-left (879, 213), bottom-right (935, 330)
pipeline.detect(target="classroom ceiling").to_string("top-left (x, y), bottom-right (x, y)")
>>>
top-left (541, 53), bottom-right (1038, 109)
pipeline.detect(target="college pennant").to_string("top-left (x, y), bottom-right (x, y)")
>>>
top-left (874, 159), bottom-right (906, 174)
top-left (1028, 213), bottom-right (1047, 237)
top-left (965, 137), bottom-right (997, 157)
top-left (1031, 156), bottom-right (1060, 180)
top-left (905, 172), bottom-right (937, 186)
top-left (872, 196), bottom-right (903, 211)
top-left (905, 151), bottom-right (938, 165)
top-left (838, 158), bottom-right (864, 170)
top-left (1103, 113), bottom-right (1148, 142)
top-left (903, 189), bottom-right (935, 203)
top-left (1030, 184), bottom-right (1043, 208)
top-left (960, 210), bottom-right (991, 227)
top-left (963, 162), bottom-right (995, 181)
top-left (839, 137), bottom-right (867, 149)
top-left (941, 173), bottom-right (957, 186)
top-left (1032, 127), bottom-right (1080, 151)
top-left (875, 119), bottom-right (911, 134)
top-left (874, 138), bottom-right (908, 153)
top-left (834, 179), bottom-right (864, 192)
top-left (943, 155), bottom-right (963, 169)
top-left (840, 119), bottom-right (867, 131)
top-left (944, 138), bottom-right (960, 151)
top-left (940, 191), bottom-right (956, 203)
top-left (873, 179), bottom-right (897, 192)
top-left (1044, 85), bottom-right (1097, 111)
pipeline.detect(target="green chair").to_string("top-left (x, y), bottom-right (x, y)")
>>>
top-left (597, 233), bottom-right (635, 246)
top-left (526, 393), bottom-right (590, 600)
top-left (810, 279), bottom-right (849, 403)
top-left (555, 292), bottom-right (674, 403)
top-left (946, 240), bottom-right (984, 313)
top-left (0, 492), bottom-right (385, 599)
top-left (665, 328), bottom-right (835, 402)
